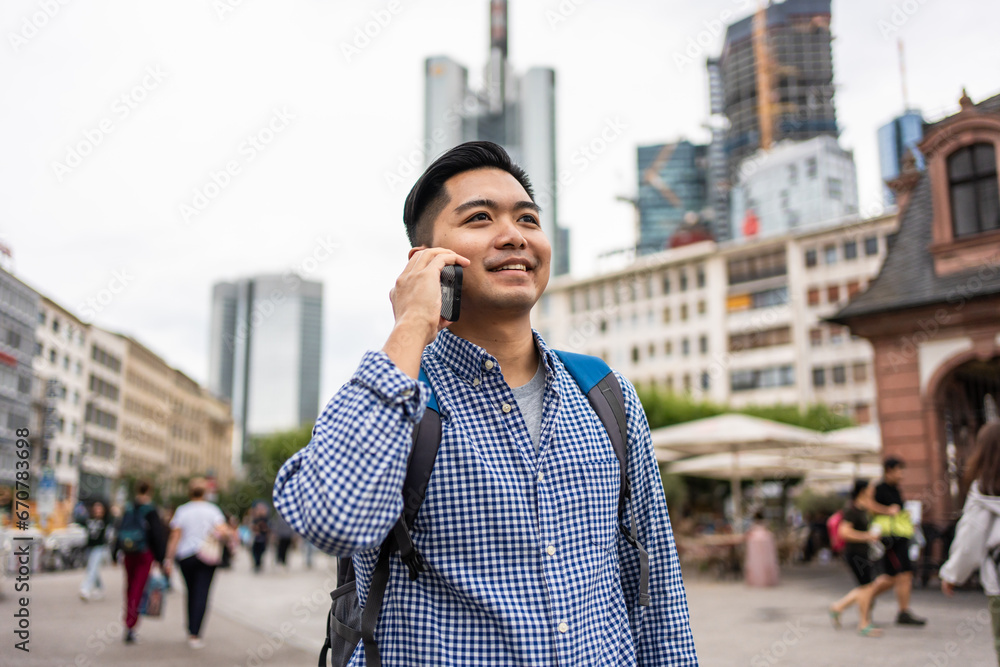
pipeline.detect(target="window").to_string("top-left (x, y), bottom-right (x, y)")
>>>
top-left (829, 326), bottom-right (845, 345)
top-left (806, 157), bottom-right (818, 179)
top-left (847, 281), bottom-right (861, 298)
top-left (807, 288), bottom-right (820, 306)
top-left (731, 365), bottom-right (795, 392)
top-left (63, 355), bottom-right (70, 370)
top-left (729, 327), bottom-right (791, 352)
top-left (682, 338), bottom-right (690, 356)
top-left (648, 343), bottom-right (655, 359)
top-left (832, 365), bottom-right (847, 384)
top-left (679, 271), bottom-right (688, 292)
top-left (855, 403), bottom-right (872, 424)
top-left (751, 287), bottom-right (788, 309)
top-left (662, 273), bottom-right (671, 295)
top-left (852, 362), bottom-right (867, 382)
top-left (843, 240), bottom-right (857, 260)
top-left (827, 178), bottom-right (843, 200)
top-left (38, 311), bottom-right (46, 325)
top-left (699, 335), bottom-right (708, 355)
top-left (683, 374), bottom-right (691, 392)
top-left (701, 372), bottom-right (710, 391)
top-left (827, 285), bottom-right (840, 303)
top-left (727, 249), bottom-right (787, 284)
top-left (948, 143), bottom-right (999, 237)
top-left (34, 342), bottom-right (42, 357)
top-left (809, 328), bottom-right (822, 347)
top-left (697, 300), bottom-right (706, 315)
top-left (788, 164), bottom-right (798, 185)
top-left (812, 367), bottom-right (826, 387)
top-left (665, 340), bottom-right (672, 356)
top-left (49, 349), bottom-right (56, 363)
top-left (631, 346), bottom-right (640, 363)
top-left (805, 249), bottom-right (817, 267)
top-left (5, 330), bottom-right (20, 349)
top-left (824, 245), bottom-right (837, 264)
top-left (52, 318), bottom-right (60, 333)
top-left (864, 236), bottom-right (878, 256)
top-left (680, 304), bottom-right (688, 321)
top-left (662, 308), bottom-right (671, 323)
top-left (55, 449), bottom-right (62, 465)
top-left (696, 267), bottom-right (705, 289)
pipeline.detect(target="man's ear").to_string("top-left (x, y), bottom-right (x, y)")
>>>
top-left (407, 246), bottom-right (427, 260)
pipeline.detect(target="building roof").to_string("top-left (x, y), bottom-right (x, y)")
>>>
top-left (831, 174), bottom-right (1000, 322)
top-left (723, 0), bottom-right (832, 49)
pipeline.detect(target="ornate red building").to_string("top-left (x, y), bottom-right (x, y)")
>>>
top-left (832, 91), bottom-right (1000, 527)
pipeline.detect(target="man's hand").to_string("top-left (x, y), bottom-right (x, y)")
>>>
top-left (383, 247), bottom-right (470, 379)
top-left (888, 504), bottom-right (901, 516)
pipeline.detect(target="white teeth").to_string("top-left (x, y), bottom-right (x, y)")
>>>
top-left (494, 264), bottom-right (527, 271)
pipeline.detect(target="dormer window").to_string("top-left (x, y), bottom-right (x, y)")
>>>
top-left (948, 142), bottom-right (999, 237)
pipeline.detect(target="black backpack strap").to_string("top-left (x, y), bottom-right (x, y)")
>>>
top-left (360, 545), bottom-right (392, 667)
top-left (555, 350), bottom-right (651, 608)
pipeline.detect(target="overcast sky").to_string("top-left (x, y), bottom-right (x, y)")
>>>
top-left (3, 0), bottom-right (998, 402)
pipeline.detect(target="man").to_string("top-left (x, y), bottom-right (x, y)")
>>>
top-left (111, 479), bottom-right (168, 644)
top-left (274, 141), bottom-right (698, 665)
top-left (869, 456), bottom-right (926, 626)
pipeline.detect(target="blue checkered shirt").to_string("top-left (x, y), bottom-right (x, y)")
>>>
top-left (274, 329), bottom-right (698, 665)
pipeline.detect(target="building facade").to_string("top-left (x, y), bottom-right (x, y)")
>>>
top-left (833, 91), bottom-right (1000, 526)
top-left (729, 136), bottom-right (859, 241)
top-left (878, 109), bottom-right (926, 205)
top-left (32, 298), bottom-right (92, 501)
top-left (209, 275), bottom-right (323, 464)
top-left (534, 212), bottom-right (897, 425)
top-left (636, 141), bottom-right (709, 255)
top-left (0, 269), bottom-right (39, 489)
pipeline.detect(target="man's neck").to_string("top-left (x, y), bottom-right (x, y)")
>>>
top-left (448, 314), bottom-right (539, 387)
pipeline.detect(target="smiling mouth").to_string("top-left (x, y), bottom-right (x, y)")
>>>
top-left (489, 264), bottom-right (529, 272)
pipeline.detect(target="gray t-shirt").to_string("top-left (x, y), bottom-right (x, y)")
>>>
top-left (510, 361), bottom-right (546, 455)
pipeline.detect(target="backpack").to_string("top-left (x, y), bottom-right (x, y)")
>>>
top-left (827, 510), bottom-right (845, 555)
top-left (319, 351), bottom-right (649, 667)
top-left (118, 504), bottom-right (152, 554)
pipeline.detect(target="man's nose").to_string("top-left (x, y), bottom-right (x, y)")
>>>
top-left (495, 217), bottom-right (527, 248)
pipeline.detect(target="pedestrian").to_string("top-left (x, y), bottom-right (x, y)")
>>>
top-left (78, 501), bottom-right (110, 601)
top-left (164, 477), bottom-right (229, 649)
top-left (111, 479), bottom-right (168, 644)
top-left (828, 480), bottom-right (896, 636)
top-left (270, 510), bottom-right (295, 568)
top-left (744, 512), bottom-right (779, 587)
top-left (250, 503), bottom-right (270, 573)
top-left (940, 422), bottom-right (1000, 661)
top-left (869, 456), bottom-right (927, 626)
top-left (273, 141), bottom-right (698, 664)
top-left (219, 514), bottom-right (241, 569)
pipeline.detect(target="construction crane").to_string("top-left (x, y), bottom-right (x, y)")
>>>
top-left (752, 0), bottom-right (775, 151)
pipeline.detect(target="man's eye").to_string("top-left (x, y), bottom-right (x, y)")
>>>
top-left (520, 215), bottom-right (540, 225)
top-left (467, 212), bottom-right (490, 222)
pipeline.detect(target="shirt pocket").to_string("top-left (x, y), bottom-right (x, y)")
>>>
top-left (584, 457), bottom-right (621, 551)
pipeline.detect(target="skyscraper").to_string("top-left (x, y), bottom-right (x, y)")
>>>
top-left (209, 275), bottom-right (322, 464)
top-left (707, 0), bottom-right (838, 240)
top-left (635, 141), bottom-right (709, 254)
top-left (424, 0), bottom-right (569, 275)
top-left (877, 110), bottom-right (925, 205)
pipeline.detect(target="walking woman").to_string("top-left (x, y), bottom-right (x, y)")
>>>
top-left (940, 422), bottom-right (1000, 661)
top-left (78, 501), bottom-right (110, 600)
top-left (165, 478), bottom-right (229, 649)
top-left (829, 480), bottom-right (896, 636)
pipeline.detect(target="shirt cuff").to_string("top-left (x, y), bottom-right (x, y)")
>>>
top-left (353, 350), bottom-right (428, 420)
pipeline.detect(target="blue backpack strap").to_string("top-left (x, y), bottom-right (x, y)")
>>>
top-left (555, 350), bottom-right (650, 607)
top-left (418, 366), bottom-right (438, 413)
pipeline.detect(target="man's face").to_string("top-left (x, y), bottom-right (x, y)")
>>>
top-left (427, 167), bottom-right (551, 316)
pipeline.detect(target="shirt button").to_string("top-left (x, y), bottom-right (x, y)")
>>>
top-left (558, 622), bottom-right (569, 634)
top-left (546, 545), bottom-right (556, 556)
top-left (537, 472), bottom-right (544, 481)
top-left (484, 360), bottom-right (495, 370)
top-left (501, 403), bottom-right (511, 413)
top-left (472, 378), bottom-right (481, 387)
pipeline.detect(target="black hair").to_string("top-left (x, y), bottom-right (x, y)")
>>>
top-left (883, 456), bottom-right (905, 472)
top-left (850, 479), bottom-right (869, 501)
top-left (402, 141), bottom-right (535, 246)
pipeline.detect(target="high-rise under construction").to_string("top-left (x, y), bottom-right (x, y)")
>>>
top-left (707, 0), bottom-right (838, 239)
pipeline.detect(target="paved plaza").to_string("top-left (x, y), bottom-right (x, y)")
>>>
top-left (3, 548), bottom-right (996, 666)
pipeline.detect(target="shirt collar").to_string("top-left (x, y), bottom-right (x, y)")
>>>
top-left (425, 328), bottom-right (559, 385)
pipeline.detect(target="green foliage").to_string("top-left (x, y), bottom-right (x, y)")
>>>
top-left (637, 388), bottom-right (853, 433)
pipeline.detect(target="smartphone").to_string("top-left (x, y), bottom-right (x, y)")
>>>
top-left (440, 265), bottom-right (462, 321)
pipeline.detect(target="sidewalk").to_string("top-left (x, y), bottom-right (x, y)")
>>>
top-left (6, 546), bottom-right (997, 665)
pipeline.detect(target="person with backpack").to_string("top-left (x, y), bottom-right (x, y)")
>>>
top-left (273, 141), bottom-right (698, 666)
top-left (828, 480), bottom-right (896, 636)
top-left (111, 479), bottom-right (167, 644)
top-left (940, 422), bottom-right (1000, 661)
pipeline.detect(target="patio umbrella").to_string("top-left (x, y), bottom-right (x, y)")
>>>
top-left (651, 414), bottom-right (829, 530)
